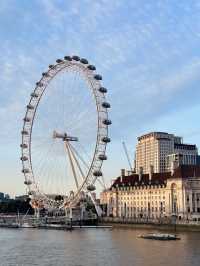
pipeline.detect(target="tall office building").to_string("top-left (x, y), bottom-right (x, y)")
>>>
top-left (135, 132), bottom-right (198, 174)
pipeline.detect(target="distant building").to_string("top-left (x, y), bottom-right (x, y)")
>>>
top-left (100, 166), bottom-right (200, 221)
top-left (15, 195), bottom-right (29, 202)
top-left (4, 194), bottom-right (10, 200)
top-left (0, 192), bottom-right (11, 202)
top-left (135, 132), bottom-right (198, 174)
top-left (0, 192), bottom-right (4, 201)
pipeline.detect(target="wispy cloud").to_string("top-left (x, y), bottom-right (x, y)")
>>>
top-left (1, 0), bottom-right (200, 194)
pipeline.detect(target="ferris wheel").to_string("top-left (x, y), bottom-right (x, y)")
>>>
top-left (20, 55), bottom-right (111, 213)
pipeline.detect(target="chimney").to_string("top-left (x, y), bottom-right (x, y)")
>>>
top-left (120, 169), bottom-right (125, 182)
top-left (149, 165), bottom-right (154, 181)
top-left (139, 167), bottom-right (143, 182)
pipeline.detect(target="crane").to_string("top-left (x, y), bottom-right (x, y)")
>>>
top-left (122, 141), bottom-right (134, 172)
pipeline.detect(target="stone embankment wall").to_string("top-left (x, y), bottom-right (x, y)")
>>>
top-left (100, 217), bottom-right (200, 231)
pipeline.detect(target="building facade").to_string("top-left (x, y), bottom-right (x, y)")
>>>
top-left (135, 132), bottom-right (198, 174)
top-left (100, 166), bottom-right (200, 221)
top-left (0, 192), bottom-right (4, 201)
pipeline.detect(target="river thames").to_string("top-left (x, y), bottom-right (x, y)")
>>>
top-left (0, 227), bottom-right (200, 266)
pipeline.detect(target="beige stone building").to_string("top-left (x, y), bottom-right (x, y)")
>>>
top-left (100, 166), bottom-right (200, 221)
top-left (135, 132), bottom-right (198, 174)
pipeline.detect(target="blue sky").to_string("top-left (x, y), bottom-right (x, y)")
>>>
top-left (1, 0), bottom-right (200, 196)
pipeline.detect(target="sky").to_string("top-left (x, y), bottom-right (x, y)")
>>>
top-left (1, 0), bottom-right (200, 196)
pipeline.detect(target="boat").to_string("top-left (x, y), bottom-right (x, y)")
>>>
top-left (38, 224), bottom-right (74, 231)
top-left (139, 233), bottom-right (180, 240)
top-left (0, 223), bottom-right (21, 229)
top-left (21, 222), bottom-right (37, 228)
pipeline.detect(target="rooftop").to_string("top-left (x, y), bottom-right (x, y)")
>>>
top-left (138, 132), bottom-right (175, 141)
top-left (174, 143), bottom-right (197, 150)
top-left (111, 165), bottom-right (200, 189)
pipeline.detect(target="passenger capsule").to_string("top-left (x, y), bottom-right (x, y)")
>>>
top-left (72, 55), bottom-right (80, 61)
top-left (102, 102), bottom-right (111, 108)
top-left (101, 137), bottom-right (111, 143)
top-left (103, 119), bottom-right (112, 125)
top-left (70, 190), bottom-right (74, 198)
top-left (49, 64), bottom-right (54, 69)
top-left (94, 74), bottom-right (102, 80)
top-left (27, 104), bottom-right (34, 110)
top-left (80, 58), bottom-right (88, 64)
top-left (87, 184), bottom-right (96, 191)
top-left (23, 117), bottom-right (31, 122)
top-left (56, 59), bottom-right (63, 63)
top-left (42, 72), bottom-right (49, 77)
top-left (21, 130), bottom-right (28, 135)
top-left (93, 170), bottom-right (103, 177)
top-left (98, 154), bottom-right (107, 160)
top-left (22, 168), bottom-right (30, 174)
top-left (87, 65), bottom-right (96, 71)
top-left (31, 92), bottom-right (38, 98)
top-left (99, 87), bottom-right (107, 93)
top-left (36, 82), bottom-right (43, 87)
top-left (24, 180), bottom-right (32, 185)
top-left (21, 156), bottom-right (28, 161)
top-left (20, 143), bottom-right (28, 148)
top-left (64, 56), bottom-right (72, 61)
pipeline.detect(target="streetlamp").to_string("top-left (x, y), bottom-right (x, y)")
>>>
top-left (172, 197), bottom-right (177, 232)
top-left (159, 201), bottom-right (163, 224)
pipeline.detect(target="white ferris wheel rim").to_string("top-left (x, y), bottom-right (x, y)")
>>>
top-left (20, 55), bottom-right (111, 209)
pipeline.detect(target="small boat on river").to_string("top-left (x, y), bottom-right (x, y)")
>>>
top-left (0, 223), bottom-right (21, 229)
top-left (139, 233), bottom-right (180, 241)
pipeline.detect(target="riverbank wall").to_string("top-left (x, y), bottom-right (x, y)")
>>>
top-left (100, 217), bottom-right (200, 232)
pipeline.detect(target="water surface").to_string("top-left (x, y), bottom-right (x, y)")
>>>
top-left (0, 227), bottom-right (200, 266)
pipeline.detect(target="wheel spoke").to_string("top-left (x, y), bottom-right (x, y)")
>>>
top-left (20, 56), bottom-right (111, 213)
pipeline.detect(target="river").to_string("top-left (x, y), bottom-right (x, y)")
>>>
top-left (0, 227), bottom-right (200, 266)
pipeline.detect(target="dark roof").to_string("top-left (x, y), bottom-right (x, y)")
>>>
top-left (111, 173), bottom-right (168, 188)
top-left (111, 165), bottom-right (200, 189)
top-left (138, 132), bottom-right (169, 140)
top-left (174, 143), bottom-right (196, 150)
top-left (172, 165), bottom-right (200, 178)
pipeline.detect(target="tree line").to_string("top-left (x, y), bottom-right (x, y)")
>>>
top-left (0, 198), bottom-right (34, 214)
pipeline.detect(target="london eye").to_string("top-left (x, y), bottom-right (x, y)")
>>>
top-left (20, 55), bottom-right (111, 215)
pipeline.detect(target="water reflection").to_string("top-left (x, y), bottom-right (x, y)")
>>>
top-left (0, 228), bottom-right (200, 266)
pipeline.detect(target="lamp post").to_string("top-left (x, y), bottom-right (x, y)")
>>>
top-left (147, 202), bottom-right (151, 223)
top-left (160, 201), bottom-right (163, 224)
top-left (69, 208), bottom-right (73, 230)
top-left (172, 197), bottom-right (177, 232)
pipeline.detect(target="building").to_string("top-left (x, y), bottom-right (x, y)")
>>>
top-left (15, 195), bottom-right (29, 202)
top-left (0, 192), bottom-right (4, 201)
top-left (173, 143), bottom-right (197, 167)
top-left (135, 132), bottom-right (198, 174)
top-left (0, 192), bottom-right (11, 203)
top-left (100, 166), bottom-right (200, 221)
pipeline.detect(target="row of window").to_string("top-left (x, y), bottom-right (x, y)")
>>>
top-left (118, 190), bottom-right (166, 195)
top-left (119, 196), bottom-right (165, 200)
top-left (187, 207), bottom-right (200, 213)
top-left (119, 206), bottom-right (166, 213)
top-left (118, 201), bottom-right (165, 206)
